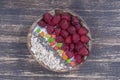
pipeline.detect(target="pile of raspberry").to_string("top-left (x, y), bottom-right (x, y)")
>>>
top-left (37, 11), bottom-right (90, 65)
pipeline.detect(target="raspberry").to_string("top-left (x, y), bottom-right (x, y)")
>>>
top-left (60, 19), bottom-right (69, 30)
top-left (71, 16), bottom-right (80, 25)
top-left (37, 20), bottom-right (47, 27)
top-left (43, 13), bottom-right (53, 25)
top-left (54, 28), bottom-right (61, 36)
top-left (74, 54), bottom-right (82, 64)
top-left (70, 43), bottom-right (74, 51)
top-left (78, 27), bottom-right (88, 35)
top-left (46, 25), bottom-right (54, 34)
top-left (61, 12), bottom-right (71, 21)
top-left (52, 15), bottom-right (61, 26)
top-left (75, 24), bottom-right (81, 30)
top-left (67, 26), bottom-right (76, 34)
top-left (55, 36), bottom-right (64, 43)
top-left (61, 44), bottom-right (69, 51)
top-left (80, 47), bottom-right (89, 56)
top-left (80, 35), bottom-right (89, 43)
top-left (74, 42), bottom-right (84, 51)
top-left (66, 51), bottom-right (74, 58)
top-left (61, 30), bottom-right (69, 38)
top-left (65, 36), bottom-right (71, 44)
top-left (72, 34), bottom-right (80, 43)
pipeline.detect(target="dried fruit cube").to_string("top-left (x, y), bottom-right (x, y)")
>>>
top-left (54, 46), bottom-right (59, 50)
top-left (36, 27), bottom-right (41, 33)
top-left (62, 52), bottom-right (68, 60)
top-left (70, 61), bottom-right (76, 67)
top-left (58, 50), bottom-right (64, 54)
top-left (39, 31), bottom-right (44, 38)
top-left (56, 43), bottom-right (63, 48)
top-left (66, 59), bottom-right (71, 63)
top-left (45, 34), bottom-right (51, 38)
top-left (48, 37), bottom-right (55, 43)
top-left (50, 41), bottom-right (56, 46)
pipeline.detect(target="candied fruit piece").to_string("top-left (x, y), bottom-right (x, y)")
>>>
top-left (66, 59), bottom-right (71, 63)
top-left (58, 50), bottom-right (64, 54)
top-left (45, 34), bottom-right (51, 38)
top-left (48, 37), bottom-right (55, 43)
top-left (62, 52), bottom-right (68, 60)
top-left (56, 43), bottom-right (63, 48)
top-left (54, 46), bottom-right (59, 50)
top-left (36, 27), bottom-right (41, 33)
top-left (39, 31), bottom-right (44, 38)
top-left (70, 61), bottom-right (76, 67)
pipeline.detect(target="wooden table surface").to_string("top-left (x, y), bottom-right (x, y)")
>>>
top-left (0, 0), bottom-right (120, 80)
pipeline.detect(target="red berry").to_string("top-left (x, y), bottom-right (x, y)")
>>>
top-left (61, 44), bottom-right (69, 51)
top-left (55, 36), bottom-right (64, 43)
top-left (74, 54), bottom-right (82, 64)
top-left (75, 24), bottom-right (81, 30)
top-left (46, 25), bottom-right (54, 34)
top-left (37, 20), bottom-right (47, 27)
top-left (78, 27), bottom-right (88, 35)
top-left (60, 19), bottom-right (69, 30)
top-left (71, 16), bottom-right (79, 25)
top-left (72, 34), bottom-right (80, 43)
top-left (43, 13), bottom-right (53, 25)
top-left (52, 15), bottom-right (61, 26)
top-left (67, 26), bottom-right (76, 34)
top-left (61, 12), bottom-right (71, 21)
top-left (80, 47), bottom-right (89, 56)
top-left (74, 42), bottom-right (84, 52)
top-left (61, 30), bottom-right (69, 38)
top-left (54, 28), bottom-right (61, 36)
top-left (66, 51), bottom-right (74, 58)
top-left (80, 35), bottom-right (89, 43)
top-left (65, 36), bottom-right (71, 44)
top-left (70, 43), bottom-right (74, 51)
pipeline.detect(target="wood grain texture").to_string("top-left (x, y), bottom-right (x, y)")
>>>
top-left (0, 0), bottom-right (120, 80)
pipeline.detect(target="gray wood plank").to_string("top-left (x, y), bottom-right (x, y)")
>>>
top-left (0, 0), bottom-right (120, 80)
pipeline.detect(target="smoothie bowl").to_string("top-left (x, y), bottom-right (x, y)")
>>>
top-left (27, 9), bottom-right (92, 72)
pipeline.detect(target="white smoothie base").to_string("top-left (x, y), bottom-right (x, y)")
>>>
top-left (30, 25), bottom-right (72, 71)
